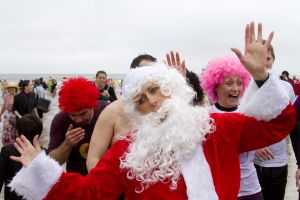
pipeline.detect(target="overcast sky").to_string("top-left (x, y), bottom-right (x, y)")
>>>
top-left (0, 0), bottom-right (299, 76)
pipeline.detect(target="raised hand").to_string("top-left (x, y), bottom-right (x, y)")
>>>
top-left (10, 135), bottom-right (41, 167)
top-left (231, 22), bottom-right (274, 80)
top-left (165, 51), bottom-right (187, 77)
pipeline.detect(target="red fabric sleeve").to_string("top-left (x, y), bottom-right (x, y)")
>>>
top-left (210, 104), bottom-right (296, 153)
top-left (45, 139), bottom-right (129, 200)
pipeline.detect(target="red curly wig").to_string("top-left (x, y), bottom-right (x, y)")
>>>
top-left (58, 77), bottom-right (100, 113)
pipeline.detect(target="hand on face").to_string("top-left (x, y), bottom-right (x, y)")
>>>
top-left (231, 22), bottom-right (274, 80)
top-left (65, 124), bottom-right (85, 147)
top-left (10, 135), bottom-right (41, 167)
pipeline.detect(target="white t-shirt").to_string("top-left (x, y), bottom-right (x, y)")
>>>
top-left (254, 79), bottom-right (295, 167)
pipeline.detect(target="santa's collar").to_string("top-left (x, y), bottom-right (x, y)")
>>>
top-left (179, 144), bottom-right (219, 200)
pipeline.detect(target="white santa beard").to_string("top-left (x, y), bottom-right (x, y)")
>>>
top-left (120, 98), bottom-right (214, 193)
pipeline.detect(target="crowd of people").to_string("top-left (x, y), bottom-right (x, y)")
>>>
top-left (0, 22), bottom-right (299, 200)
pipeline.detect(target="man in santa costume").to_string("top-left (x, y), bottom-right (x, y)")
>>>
top-left (9, 22), bottom-right (295, 200)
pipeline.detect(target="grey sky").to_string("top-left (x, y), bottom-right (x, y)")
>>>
top-left (0, 0), bottom-right (299, 76)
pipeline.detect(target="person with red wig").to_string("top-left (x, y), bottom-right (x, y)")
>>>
top-left (47, 77), bottom-right (108, 175)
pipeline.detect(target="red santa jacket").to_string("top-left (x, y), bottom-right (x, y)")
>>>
top-left (43, 104), bottom-right (295, 200)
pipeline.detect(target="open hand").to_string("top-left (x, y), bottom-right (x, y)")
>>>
top-left (165, 51), bottom-right (187, 77)
top-left (231, 22), bottom-right (274, 80)
top-left (255, 147), bottom-right (274, 161)
top-left (10, 135), bottom-right (41, 167)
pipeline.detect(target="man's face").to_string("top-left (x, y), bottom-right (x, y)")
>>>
top-left (216, 76), bottom-right (243, 108)
top-left (134, 82), bottom-right (170, 115)
top-left (266, 50), bottom-right (274, 69)
top-left (138, 60), bottom-right (155, 67)
top-left (69, 108), bottom-right (93, 126)
top-left (95, 73), bottom-right (107, 87)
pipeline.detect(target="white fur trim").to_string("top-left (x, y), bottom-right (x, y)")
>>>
top-left (9, 151), bottom-right (63, 200)
top-left (179, 144), bottom-right (218, 200)
top-left (238, 74), bottom-right (290, 121)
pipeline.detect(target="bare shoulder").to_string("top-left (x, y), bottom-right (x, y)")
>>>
top-left (101, 99), bottom-right (124, 117)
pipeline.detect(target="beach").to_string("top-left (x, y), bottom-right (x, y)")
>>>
top-left (0, 94), bottom-right (298, 200)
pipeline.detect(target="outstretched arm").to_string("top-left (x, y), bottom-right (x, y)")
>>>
top-left (10, 135), bottom-right (41, 166)
top-left (9, 134), bottom-right (125, 200)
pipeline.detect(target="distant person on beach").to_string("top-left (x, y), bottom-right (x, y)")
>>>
top-left (282, 70), bottom-right (300, 96)
top-left (39, 77), bottom-right (48, 90)
top-left (47, 77), bottom-right (108, 175)
top-left (0, 114), bottom-right (42, 200)
top-left (12, 80), bottom-right (39, 121)
top-left (0, 82), bottom-right (18, 145)
top-left (50, 78), bottom-right (57, 97)
top-left (33, 79), bottom-right (46, 119)
top-left (47, 76), bottom-right (52, 93)
top-left (95, 70), bottom-right (118, 102)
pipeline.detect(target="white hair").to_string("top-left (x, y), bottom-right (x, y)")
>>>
top-left (120, 65), bottom-right (215, 193)
top-left (122, 64), bottom-right (195, 127)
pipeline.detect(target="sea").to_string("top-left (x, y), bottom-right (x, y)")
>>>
top-left (0, 74), bottom-right (125, 82)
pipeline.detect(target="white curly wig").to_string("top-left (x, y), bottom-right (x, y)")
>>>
top-left (121, 64), bottom-right (195, 125)
top-left (120, 64), bottom-right (215, 193)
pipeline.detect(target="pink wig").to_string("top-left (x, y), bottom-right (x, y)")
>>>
top-left (200, 55), bottom-right (251, 103)
top-left (59, 77), bottom-right (100, 113)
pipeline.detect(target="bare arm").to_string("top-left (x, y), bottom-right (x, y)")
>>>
top-left (48, 140), bottom-right (73, 165)
top-left (87, 105), bottom-right (116, 172)
top-left (33, 108), bottom-right (40, 119)
top-left (14, 110), bottom-right (22, 119)
top-left (0, 103), bottom-right (6, 122)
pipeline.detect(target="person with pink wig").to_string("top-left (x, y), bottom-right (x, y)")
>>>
top-left (200, 56), bottom-right (264, 200)
top-left (200, 55), bottom-right (251, 110)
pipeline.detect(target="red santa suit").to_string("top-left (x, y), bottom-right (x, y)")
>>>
top-left (9, 75), bottom-right (296, 200)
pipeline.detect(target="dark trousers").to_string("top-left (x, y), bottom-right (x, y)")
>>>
top-left (238, 191), bottom-right (264, 200)
top-left (255, 164), bottom-right (288, 200)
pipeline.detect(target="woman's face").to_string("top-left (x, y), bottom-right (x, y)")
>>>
top-left (7, 87), bottom-right (17, 95)
top-left (216, 76), bottom-right (243, 108)
top-left (96, 73), bottom-right (107, 86)
top-left (134, 82), bottom-right (170, 115)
